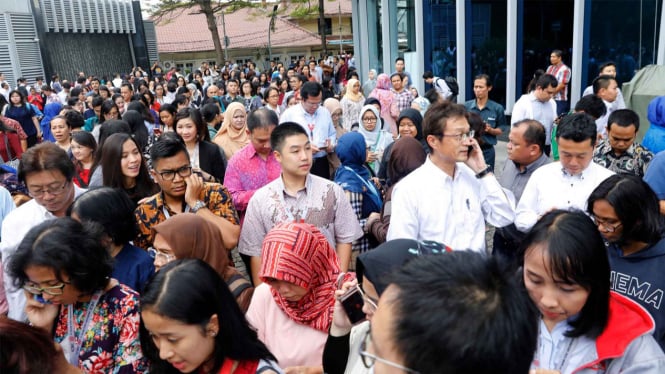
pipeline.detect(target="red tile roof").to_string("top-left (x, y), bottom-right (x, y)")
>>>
top-left (155, 6), bottom-right (323, 53)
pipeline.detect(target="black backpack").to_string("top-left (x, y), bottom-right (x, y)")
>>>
top-left (440, 76), bottom-right (459, 96)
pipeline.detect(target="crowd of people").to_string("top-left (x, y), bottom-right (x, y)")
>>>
top-left (1, 49), bottom-right (665, 374)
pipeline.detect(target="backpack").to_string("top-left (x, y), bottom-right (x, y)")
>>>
top-left (435, 77), bottom-right (459, 101)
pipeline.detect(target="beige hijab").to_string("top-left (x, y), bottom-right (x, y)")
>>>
top-left (213, 101), bottom-right (249, 159)
top-left (344, 78), bottom-right (364, 102)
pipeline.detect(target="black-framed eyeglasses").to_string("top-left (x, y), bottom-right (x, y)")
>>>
top-left (28, 181), bottom-right (70, 198)
top-left (439, 130), bottom-right (475, 142)
top-left (362, 117), bottom-right (378, 123)
top-left (156, 166), bottom-right (192, 181)
top-left (23, 281), bottom-right (70, 296)
top-left (592, 216), bottom-right (623, 233)
top-left (359, 329), bottom-right (420, 373)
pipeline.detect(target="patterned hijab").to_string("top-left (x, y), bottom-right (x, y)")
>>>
top-left (153, 213), bottom-right (228, 277)
top-left (260, 222), bottom-right (342, 332)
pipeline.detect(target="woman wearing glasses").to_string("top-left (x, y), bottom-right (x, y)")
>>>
top-left (8, 218), bottom-right (148, 372)
top-left (150, 213), bottom-right (253, 312)
top-left (357, 105), bottom-right (393, 175)
top-left (246, 222), bottom-right (350, 373)
top-left (323, 239), bottom-right (450, 374)
top-left (588, 174), bottom-right (665, 350)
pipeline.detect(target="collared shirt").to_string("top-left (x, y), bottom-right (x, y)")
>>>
top-left (465, 99), bottom-right (508, 146)
top-left (593, 139), bottom-right (654, 177)
top-left (515, 162), bottom-right (614, 232)
top-left (134, 182), bottom-right (239, 250)
top-left (499, 153), bottom-right (551, 202)
top-left (595, 99), bottom-right (625, 139)
top-left (386, 157), bottom-right (515, 252)
top-left (224, 143), bottom-right (281, 219)
top-left (238, 174), bottom-right (363, 257)
top-left (392, 88), bottom-right (413, 115)
top-left (546, 62), bottom-right (571, 101)
top-left (280, 104), bottom-right (336, 159)
top-left (511, 93), bottom-right (557, 145)
top-left (1, 185), bottom-right (86, 321)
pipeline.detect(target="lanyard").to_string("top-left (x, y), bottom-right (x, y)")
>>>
top-left (66, 290), bottom-right (103, 366)
top-left (163, 204), bottom-right (190, 220)
top-left (278, 177), bottom-right (312, 222)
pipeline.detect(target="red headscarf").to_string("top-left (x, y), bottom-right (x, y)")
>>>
top-left (260, 222), bottom-right (343, 332)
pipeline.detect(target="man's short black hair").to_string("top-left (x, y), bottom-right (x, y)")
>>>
top-left (598, 61), bottom-right (616, 74)
top-left (270, 122), bottom-right (307, 152)
top-left (423, 101), bottom-right (467, 151)
top-left (387, 251), bottom-right (538, 374)
top-left (422, 71), bottom-right (434, 79)
top-left (247, 108), bottom-right (278, 132)
top-left (395, 57), bottom-right (405, 63)
top-left (592, 75), bottom-right (616, 95)
top-left (474, 73), bottom-right (492, 87)
top-left (607, 108), bottom-right (640, 131)
top-left (556, 112), bottom-right (597, 147)
top-left (300, 81), bottom-right (322, 101)
top-left (551, 49), bottom-right (563, 57)
top-left (535, 74), bottom-right (558, 90)
top-left (91, 95), bottom-right (104, 108)
top-left (574, 94), bottom-right (607, 120)
top-left (150, 131), bottom-right (189, 165)
top-left (513, 119), bottom-right (545, 153)
top-left (64, 110), bottom-right (85, 130)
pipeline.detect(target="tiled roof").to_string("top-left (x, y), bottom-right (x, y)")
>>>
top-left (155, 6), bottom-right (323, 53)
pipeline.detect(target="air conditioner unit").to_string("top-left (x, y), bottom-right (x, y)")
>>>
top-left (164, 61), bottom-right (174, 69)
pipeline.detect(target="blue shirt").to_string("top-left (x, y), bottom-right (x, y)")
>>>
top-left (465, 99), bottom-right (507, 146)
top-left (113, 243), bottom-right (155, 293)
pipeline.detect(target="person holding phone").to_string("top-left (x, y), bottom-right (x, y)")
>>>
top-left (323, 239), bottom-right (451, 374)
top-left (387, 101), bottom-right (514, 252)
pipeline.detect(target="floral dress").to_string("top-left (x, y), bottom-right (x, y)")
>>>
top-left (54, 284), bottom-right (148, 373)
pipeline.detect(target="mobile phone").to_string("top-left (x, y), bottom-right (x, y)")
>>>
top-left (33, 294), bottom-right (51, 304)
top-left (468, 145), bottom-right (474, 154)
top-left (340, 286), bottom-right (366, 324)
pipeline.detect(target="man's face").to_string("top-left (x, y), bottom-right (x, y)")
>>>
top-left (367, 285), bottom-right (409, 374)
top-left (535, 85), bottom-right (556, 102)
top-left (507, 125), bottom-right (536, 164)
top-left (599, 80), bottom-right (618, 103)
top-left (121, 86), bottom-right (132, 102)
top-left (207, 85), bottom-right (219, 97)
top-left (274, 133), bottom-right (312, 179)
top-left (151, 151), bottom-right (191, 199)
top-left (301, 93), bottom-right (322, 115)
top-left (250, 125), bottom-right (275, 157)
top-left (25, 170), bottom-right (75, 216)
top-left (290, 77), bottom-right (301, 91)
top-left (391, 76), bottom-right (403, 91)
top-left (227, 82), bottom-right (238, 95)
top-left (287, 70), bottom-right (295, 78)
top-left (550, 53), bottom-right (562, 65)
top-left (91, 80), bottom-right (99, 90)
top-left (395, 60), bottom-right (405, 72)
top-left (608, 124), bottom-right (636, 155)
top-left (473, 78), bottom-right (491, 100)
top-left (428, 116), bottom-right (473, 164)
top-left (558, 137), bottom-right (594, 175)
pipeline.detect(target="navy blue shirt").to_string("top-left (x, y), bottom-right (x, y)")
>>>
top-left (112, 243), bottom-right (155, 293)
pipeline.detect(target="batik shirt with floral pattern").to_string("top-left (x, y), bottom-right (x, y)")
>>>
top-left (593, 140), bottom-right (654, 177)
top-left (54, 284), bottom-right (148, 373)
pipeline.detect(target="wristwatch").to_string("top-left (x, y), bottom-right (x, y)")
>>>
top-left (475, 166), bottom-right (492, 179)
top-left (190, 200), bottom-right (206, 213)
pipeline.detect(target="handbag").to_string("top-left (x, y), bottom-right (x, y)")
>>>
top-left (2, 134), bottom-right (20, 172)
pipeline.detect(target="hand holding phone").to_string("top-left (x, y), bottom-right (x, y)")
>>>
top-left (340, 286), bottom-right (367, 325)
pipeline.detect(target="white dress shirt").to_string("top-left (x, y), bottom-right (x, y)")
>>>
top-left (511, 93), bottom-right (557, 145)
top-left (387, 157), bottom-right (515, 252)
top-left (515, 162), bottom-right (613, 232)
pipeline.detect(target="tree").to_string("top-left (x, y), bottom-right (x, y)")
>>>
top-left (149, 0), bottom-right (255, 65)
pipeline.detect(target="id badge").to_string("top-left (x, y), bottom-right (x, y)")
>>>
top-left (61, 334), bottom-right (79, 366)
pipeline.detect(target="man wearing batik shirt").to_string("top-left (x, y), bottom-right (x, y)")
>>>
top-left (593, 109), bottom-right (654, 177)
top-left (546, 49), bottom-right (571, 115)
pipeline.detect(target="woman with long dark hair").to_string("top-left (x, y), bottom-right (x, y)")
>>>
top-left (4, 90), bottom-right (41, 147)
top-left (240, 80), bottom-right (263, 112)
top-left (174, 107), bottom-right (226, 183)
top-left (100, 133), bottom-right (158, 203)
top-left (70, 131), bottom-right (97, 188)
top-left (140, 259), bottom-right (281, 373)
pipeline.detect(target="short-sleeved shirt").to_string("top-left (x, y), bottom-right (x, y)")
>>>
top-left (392, 89), bottom-right (414, 115)
top-left (465, 99), bottom-right (508, 146)
top-left (280, 104), bottom-right (336, 159)
top-left (546, 62), bottom-right (571, 101)
top-left (238, 174), bottom-right (363, 257)
top-left (593, 140), bottom-right (654, 177)
top-left (134, 183), bottom-right (239, 249)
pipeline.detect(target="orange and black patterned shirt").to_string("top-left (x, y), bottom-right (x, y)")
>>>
top-left (134, 182), bottom-right (239, 250)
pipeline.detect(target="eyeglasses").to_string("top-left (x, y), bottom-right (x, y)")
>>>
top-left (592, 216), bottom-right (623, 233)
top-left (148, 248), bottom-right (176, 263)
top-left (156, 166), bottom-right (192, 181)
top-left (356, 285), bottom-right (378, 311)
top-left (28, 181), bottom-right (70, 198)
top-left (362, 117), bottom-right (378, 123)
top-left (359, 329), bottom-right (420, 373)
top-left (440, 129), bottom-right (475, 142)
top-left (23, 281), bottom-right (70, 296)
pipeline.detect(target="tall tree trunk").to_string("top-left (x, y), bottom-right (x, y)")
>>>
top-left (318, 0), bottom-right (327, 55)
top-left (200, 1), bottom-right (225, 64)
